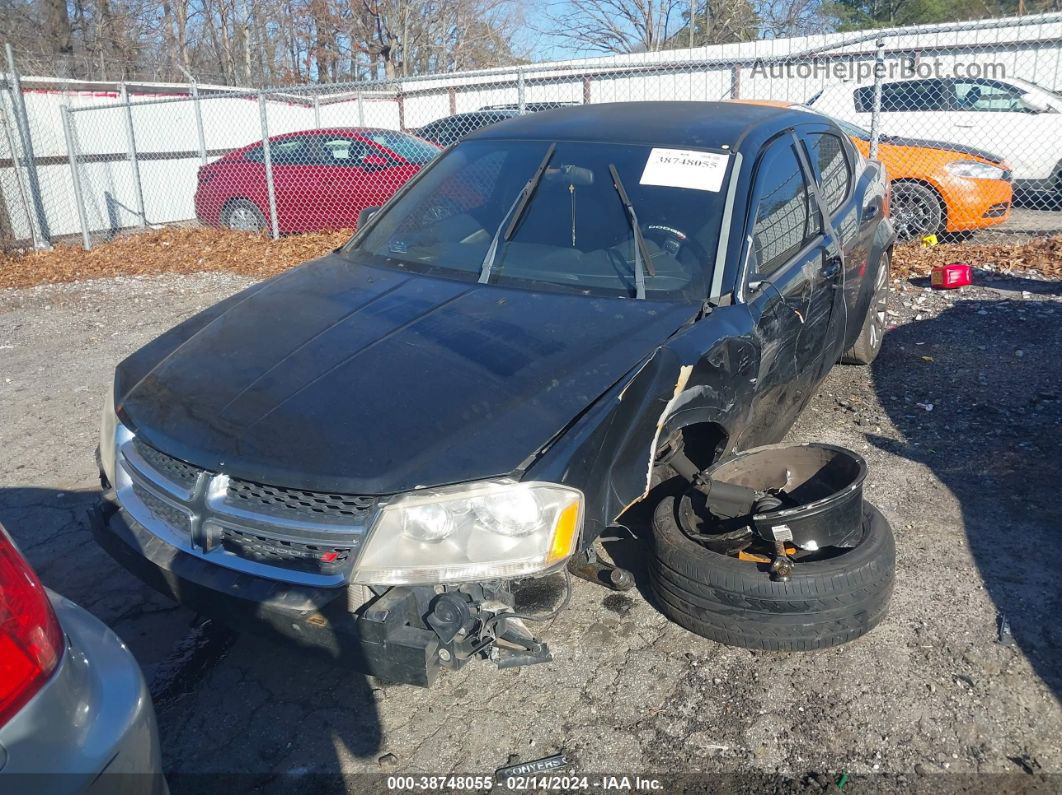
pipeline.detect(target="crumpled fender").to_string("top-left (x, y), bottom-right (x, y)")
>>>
top-left (525, 305), bottom-right (759, 542)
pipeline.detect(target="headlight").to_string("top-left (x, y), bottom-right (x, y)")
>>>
top-left (99, 381), bottom-right (119, 487)
top-left (946, 160), bottom-right (1006, 180)
top-left (353, 480), bottom-right (583, 585)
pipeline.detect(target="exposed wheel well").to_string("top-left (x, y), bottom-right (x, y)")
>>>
top-left (655, 421), bottom-right (730, 475)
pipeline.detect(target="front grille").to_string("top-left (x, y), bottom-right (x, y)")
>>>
top-left (227, 479), bottom-right (376, 521)
top-left (118, 437), bottom-right (373, 583)
top-left (217, 526), bottom-right (354, 574)
top-left (132, 483), bottom-right (192, 535)
top-left (133, 438), bottom-right (204, 488)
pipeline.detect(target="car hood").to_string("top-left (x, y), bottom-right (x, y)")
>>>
top-left (880, 135), bottom-right (1006, 165)
top-left (116, 254), bottom-right (696, 495)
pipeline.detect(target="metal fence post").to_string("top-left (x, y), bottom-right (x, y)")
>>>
top-left (190, 81), bottom-right (207, 165)
top-left (1, 91), bottom-right (36, 245)
top-left (869, 38), bottom-right (885, 160)
top-left (119, 83), bottom-right (147, 227)
top-left (313, 94), bottom-right (321, 129)
top-left (5, 43), bottom-right (50, 247)
top-left (60, 105), bottom-right (92, 251)
top-left (357, 92), bottom-right (364, 126)
top-left (517, 68), bottom-right (526, 113)
top-left (257, 91), bottom-right (280, 239)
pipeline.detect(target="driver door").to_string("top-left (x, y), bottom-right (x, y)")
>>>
top-left (947, 79), bottom-right (1055, 181)
top-left (739, 132), bottom-right (837, 446)
top-left (315, 135), bottom-right (401, 230)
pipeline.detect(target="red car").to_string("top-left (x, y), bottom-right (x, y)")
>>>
top-left (194, 128), bottom-right (441, 234)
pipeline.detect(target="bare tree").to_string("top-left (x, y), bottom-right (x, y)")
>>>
top-left (538, 0), bottom-right (686, 54)
top-left (0, 0), bottom-right (523, 85)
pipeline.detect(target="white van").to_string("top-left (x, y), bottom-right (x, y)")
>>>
top-left (808, 77), bottom-right (1062, 197)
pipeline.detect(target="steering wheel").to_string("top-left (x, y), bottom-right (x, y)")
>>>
top-left (642, 224), bottom-right (708, 263)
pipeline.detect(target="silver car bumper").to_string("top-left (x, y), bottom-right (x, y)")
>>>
top-left (0, 590), bottom-right (166, 794)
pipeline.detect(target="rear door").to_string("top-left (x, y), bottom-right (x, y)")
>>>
top-left (263, 135), bottom-right (328, 233)
top-left (798, 125), bottom-right (863, 375)
top-left (738, 132), bottom-right (837, 444)
top-left (855, 79), bottom-right (953, 141)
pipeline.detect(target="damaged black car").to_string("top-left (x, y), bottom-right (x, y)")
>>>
top-left (93, 102), bottom-right (896, 686)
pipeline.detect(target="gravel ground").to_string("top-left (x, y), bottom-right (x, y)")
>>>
top-left (0, 269), bottom-right (1059, 792)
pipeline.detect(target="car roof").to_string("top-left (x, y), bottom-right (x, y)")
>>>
top-left (465, 101), bottom-right (819, 152)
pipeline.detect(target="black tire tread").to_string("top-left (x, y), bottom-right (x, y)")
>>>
top-left (841, 251), bottom-right (890, 365)
top-left (648, 496), bottom-right (895, 650)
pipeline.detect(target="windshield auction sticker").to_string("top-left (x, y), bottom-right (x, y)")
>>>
top-left (639, 148), bottom-right (729, 192)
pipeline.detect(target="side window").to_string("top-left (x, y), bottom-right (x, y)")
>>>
top-left (855, 80), bottom-right (948, 113)
top-left (749, 137), bottom-right (815, 277)
top-left (953, 80), bottom-right (1029, 112)
top-left (268, 136), bottom-right (320, 166)
top-left (803, 133), bottom-right (851, 215)
top-left (319, 137), bottom-right (371, 166)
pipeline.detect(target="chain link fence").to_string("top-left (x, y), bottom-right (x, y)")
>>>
top-left (3, 12), bottom-right (1062, 253)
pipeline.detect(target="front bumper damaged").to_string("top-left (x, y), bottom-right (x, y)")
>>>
top-left (92, 493), bottom-right (445, 686)
top-left (91, 492), bottom-right (554, 686)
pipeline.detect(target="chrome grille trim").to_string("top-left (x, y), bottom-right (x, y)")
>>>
top-left (113, 431), bottom-right (373, 586)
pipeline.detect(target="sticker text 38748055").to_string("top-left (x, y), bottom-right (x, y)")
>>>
top-left (639, 148), bottom-right (730, 192)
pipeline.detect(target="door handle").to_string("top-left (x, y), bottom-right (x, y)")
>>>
top-left (821, 257), bottom-right (842, 280)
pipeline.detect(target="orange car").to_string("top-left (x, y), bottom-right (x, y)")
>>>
top-left (730, 100), bottom-right (1013, 239)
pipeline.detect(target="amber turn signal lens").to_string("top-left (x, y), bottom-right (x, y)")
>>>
top-left (546, 500), bottom-right (581, 565)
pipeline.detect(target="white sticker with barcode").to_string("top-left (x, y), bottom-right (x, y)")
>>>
top-left (639, 148), bottom-right (729, 192)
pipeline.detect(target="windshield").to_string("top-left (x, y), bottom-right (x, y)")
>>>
top-left (349, 139), bottom-right (731, 301)
top-left (366, 131), bottom-right (440, 164)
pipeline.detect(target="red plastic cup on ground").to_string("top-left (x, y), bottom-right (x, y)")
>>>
top-left (931, 263), bottom-right (972, 289)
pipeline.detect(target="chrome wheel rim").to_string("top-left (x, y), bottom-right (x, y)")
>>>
top-left (892, 190), bottom-right (935, 239)
top-left (869, 258), bottom-right (889, 350)
top-left (227, 205), bottom-right (261, 232)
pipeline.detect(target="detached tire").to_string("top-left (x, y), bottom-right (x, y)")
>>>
top-left (649, 498), bottom-right (895, 650)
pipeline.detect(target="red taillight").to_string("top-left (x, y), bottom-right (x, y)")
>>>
top-left (0, 527), bottom-right (63, 726)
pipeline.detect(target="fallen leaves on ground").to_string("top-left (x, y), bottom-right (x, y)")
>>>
top-left (1, 226), bottom-right (1060, 290)
top-left (892, 235), bottom-right (1062, 280)
top-left (0, 226), bottom-right (351, 290)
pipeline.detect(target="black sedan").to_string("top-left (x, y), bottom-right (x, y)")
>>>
top-left (94, 102), bottom-right (895, 685)
top-left (414, 109), bottom-right (520, 148)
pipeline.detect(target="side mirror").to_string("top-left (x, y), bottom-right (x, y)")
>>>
top-left (357, 206), bottom-right (380, 229)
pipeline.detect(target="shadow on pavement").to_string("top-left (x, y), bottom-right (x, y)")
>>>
top-left (0, 486), bottom-right (383, 787)
top-left (869, 295), bottom-right (1061, 698)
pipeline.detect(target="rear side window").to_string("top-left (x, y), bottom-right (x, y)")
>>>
top-left (749, 138), bottom-right (815, 276)
top-left (246, 136), bottom-right (321, 165)
top-left (802, 133), bottom-right (851, 214)
top-left (855, 80), bottom-right (949, 113)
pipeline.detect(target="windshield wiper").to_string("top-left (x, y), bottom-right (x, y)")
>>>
top-left (608, 163), bottom-right (655, 300)
top-left (479, 143), bottom-right (556, 284)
